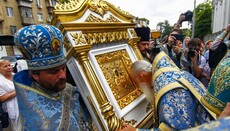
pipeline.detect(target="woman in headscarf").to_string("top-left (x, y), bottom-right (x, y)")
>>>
top-left (182, 36), bottom-right (191, 51)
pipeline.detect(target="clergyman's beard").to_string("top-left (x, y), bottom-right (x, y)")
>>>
top-left (138, 82), bottom-right (155, 103)
top-left (54, 79), bottom-right (66, 92)
top-left (39, 79), bottom-right (66, 93)
top-left (141, 50), bottom-right (149, 57)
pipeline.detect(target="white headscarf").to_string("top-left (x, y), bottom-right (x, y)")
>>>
top-left (182, 36), bottom-right (191, 51)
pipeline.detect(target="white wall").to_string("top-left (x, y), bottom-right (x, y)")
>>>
top-left (212, 0), bottom-right (230, 33)
top-left (0, 46), bottom-right (7, 58)
top-left (13, 46), bottom-right (22, 55)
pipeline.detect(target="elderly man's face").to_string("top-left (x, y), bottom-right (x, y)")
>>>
top-left (31, 64), bottom-right (67, 92)
top-left (133, 71), bottom-right (154, 103)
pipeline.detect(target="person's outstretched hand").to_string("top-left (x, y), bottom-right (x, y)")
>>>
top-left (117, 124), bottom-right (136, 131)
top-left (226, 24), bottom-right (230, 32)
top-left (218, 102), bottom-right (230, 119)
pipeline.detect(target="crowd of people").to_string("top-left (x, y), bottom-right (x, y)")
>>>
top-left (134, 16), bottom-right (230, 89)
top-left (134, 16), bottom-right (226, 89)
top-left (117, 15), bottom-right (230, 130)
top-left (0, 15), bottom-right (229, 131)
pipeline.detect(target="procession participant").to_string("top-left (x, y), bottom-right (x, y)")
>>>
top-left (119, 51), bottom-right (215, 131)
top-left (134, 27), bottom-right (153, 63)
top-left (183, 115), bottom-right (230, 131)
top-left (201, 35), bottom-right (230, 118)
top-left (184, 43), bottom-right (230, 131)
top-left (209, 24), bottom-right (230, 75)
top-left (158, 13), bottom-right (185, 60)
top-left (13, 24), bottom-right (93, 130)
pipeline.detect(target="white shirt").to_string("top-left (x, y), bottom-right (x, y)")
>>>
top-left (0, 73), bottom-right (19, 120)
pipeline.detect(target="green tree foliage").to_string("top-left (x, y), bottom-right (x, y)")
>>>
top-left (139, 18), bottom-right (150, 25)
top-left (194, 0), bottom-right (212, 40)
top-left (155, 0), bottom-right (211, 40)
top-left (156, 20), bottom-right (173, 38)
top-left (181, 28), bottom-right (192, 38)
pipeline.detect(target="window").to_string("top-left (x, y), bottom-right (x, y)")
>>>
top-left (35, 0), bottom-right (42, 6)
top-left (22, 7), bottom-right (33, 18)
top-left (37, 13), bottom-right (43, 22)
top-left (10, 26), bottom-right (16, 35)
top-left (6, 7), bottom-right (13, 17)
top-left (50, 0), bottom-right (57, 7)
top-left (46, 0), bottom-right (57, 7)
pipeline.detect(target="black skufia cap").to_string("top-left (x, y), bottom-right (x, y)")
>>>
top-left (134, 27), bottom-right (150, 41)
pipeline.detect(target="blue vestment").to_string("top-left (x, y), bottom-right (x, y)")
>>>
top-left (183, 116), bottom-right (230, 131)
top-left (139, 52), bottom-right (215, 131)
top-left (13, 70), bottom-right (92, 131)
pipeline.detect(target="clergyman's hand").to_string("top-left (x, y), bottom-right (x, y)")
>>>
top-left (117, 124), bottom-right (136, 131)
top-left (218, 102), bottom-right (230, 119)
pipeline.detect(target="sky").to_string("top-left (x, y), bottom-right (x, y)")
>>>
top-left (106, 0), bottom-right (206, 30)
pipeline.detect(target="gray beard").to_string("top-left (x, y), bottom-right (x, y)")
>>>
top-left (138, 82), bottom-right (155, 103)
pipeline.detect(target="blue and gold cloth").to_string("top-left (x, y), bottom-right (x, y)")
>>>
top-left (139, 51), bottom-right (215, 131)
top-left (183, 116), bottom-right (230, 131)
top-left (13, 70), bottom-right (92, 131)
top-left (14, 24), bottom-right (66, 70)
top-left (201, 50), bottom-right (230, 115)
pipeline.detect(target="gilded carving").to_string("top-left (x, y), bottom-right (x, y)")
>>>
top-left (85, 13), bottom-right (104, 22)
top-left (106, 15), bottom-right (121, 22)
top-left (105, 1), bottom-right (134, 18)
top-left (52, 0), bottom-right (152, 130)
top-left (71, 31), bottom-right (129, 46)
top-left (85, 13), bottom-right (121, 23)
top-left (95, 49), bottom-right (142, 109)
top-left (121, 117), bottom-right (137, 126)
top-left (63, 37), bottom-right (72, 53)
top-left (129, 29), bottom-right (138, 38)
top-left (55, 0), bottom-right (85, 11)
top-left (77, 56), bottom-right (121, 131)
top-left (146, 103), bottom-right (154, 113)
top-left (89, 0), bottom-right (109, 16)
top-left (54, 0), bottom-right (134, 18)
top-left (70, 32), bottom-right (88, 46)
top-left (85, 31), bottom-right (129, 44)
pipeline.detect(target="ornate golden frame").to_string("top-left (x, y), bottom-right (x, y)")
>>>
top-left (51, 0), bottom-right (152, 130)
top-left (95, 49), bottom-right (142, 110)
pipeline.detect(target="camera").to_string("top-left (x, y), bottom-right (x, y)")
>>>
top-left (187, 50), bottom-right (196, 58)
top-left (187, 47), bottom-right (199, 61)
top-left (181, 10), bottom-right (193, 22)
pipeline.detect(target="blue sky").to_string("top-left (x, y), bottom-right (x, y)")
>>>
top-left (106, 0), bottom-right (205, 30)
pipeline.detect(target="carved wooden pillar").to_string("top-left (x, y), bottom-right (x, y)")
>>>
top-left (75, 49), bottom-right (121, 131)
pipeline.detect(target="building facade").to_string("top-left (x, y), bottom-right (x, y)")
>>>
top-left (0, 0), bottom-right (57, 57)
top-left (204, 0), bottom-right (230, 42)
top-left (212, 0), bottom-right (230, 33)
